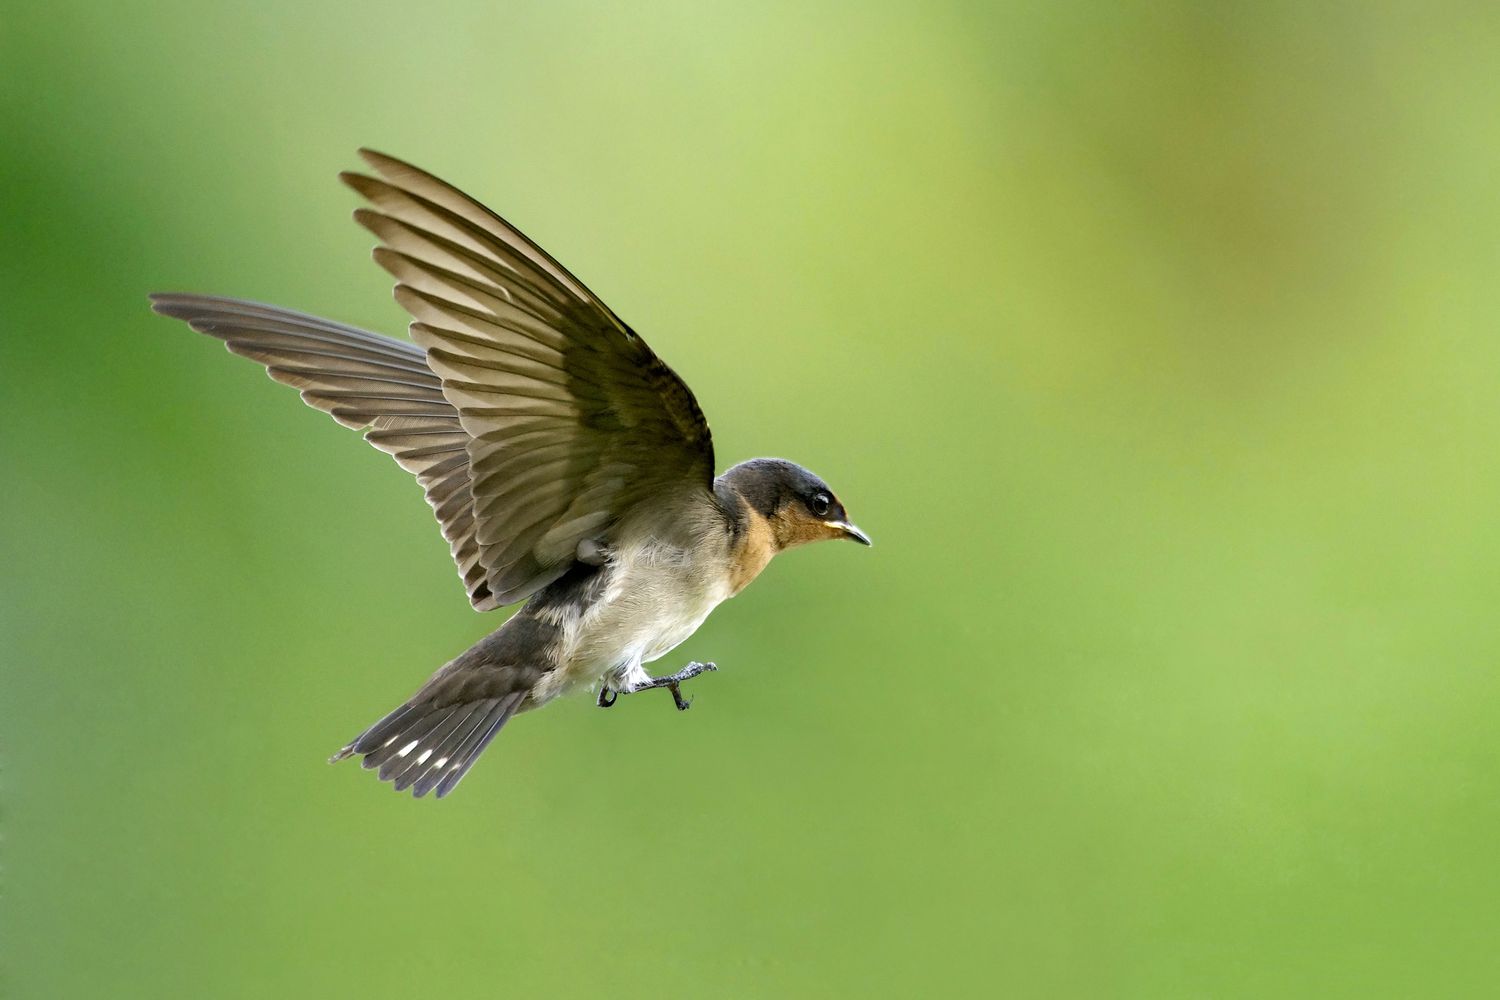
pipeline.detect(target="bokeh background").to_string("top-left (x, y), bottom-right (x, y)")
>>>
top-left (5, 2), bottom-right (1500, 996)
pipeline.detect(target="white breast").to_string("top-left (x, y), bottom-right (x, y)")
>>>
top-left (548, 533), bottom-right (733, 698)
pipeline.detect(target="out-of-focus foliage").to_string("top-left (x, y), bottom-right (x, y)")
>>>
top-left (4, 2), bottom-right (1499, 996)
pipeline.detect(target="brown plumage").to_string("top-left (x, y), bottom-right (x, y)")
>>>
top-left (152, 150), bottom-right (870, 798)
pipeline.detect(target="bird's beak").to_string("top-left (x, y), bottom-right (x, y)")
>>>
top-left (829, 521), bottom-right (872, 546)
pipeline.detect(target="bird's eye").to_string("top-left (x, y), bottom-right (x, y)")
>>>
top-left (810, 493), bottom-right (831, 517)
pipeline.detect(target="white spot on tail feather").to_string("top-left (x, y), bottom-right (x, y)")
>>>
top-left (398, 740), bottom-right (418, 757)
top-left (417, 749), bottom-right (433, 765)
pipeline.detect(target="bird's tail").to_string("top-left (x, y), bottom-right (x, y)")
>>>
top-left (330, 690), bottom-right (526, 799)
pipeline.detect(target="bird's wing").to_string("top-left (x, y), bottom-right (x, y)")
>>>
top-left (341, 149), bottom-right (716, 604)
top-left (149, 294), bottom-right (501, 609)
top-left (154, 151), bottom-right (716, 610)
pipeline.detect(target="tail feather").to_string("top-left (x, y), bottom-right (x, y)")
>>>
top-left (389, 701), bottom-right (489, 791)
top-left (373, 711), bottom-right (452, 778)
top-left (330, 691), bottom-right (526, 798)
top-left (434, 705), bottom-right (516, 798)
top-left (328, 610), bottom-right (554, 798)
top-left (410, 702), bottom-right (497, 798)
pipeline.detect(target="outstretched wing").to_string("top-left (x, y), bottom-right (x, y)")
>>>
top-left (149, 294), bottom-right (500, 609)
top-left (152, 148), bottom-right (716, 609)
top-left (342, 149), bottom-right (715, 604)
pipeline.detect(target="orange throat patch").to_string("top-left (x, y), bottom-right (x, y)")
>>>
top-left (727, 510), bottom-right (779, 595)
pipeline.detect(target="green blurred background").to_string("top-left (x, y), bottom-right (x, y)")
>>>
top-left (4, 2), bottom-right (1499, 996)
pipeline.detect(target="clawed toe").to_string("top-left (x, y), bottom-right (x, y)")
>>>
top-left (604, 660), bottom-right (720, 710)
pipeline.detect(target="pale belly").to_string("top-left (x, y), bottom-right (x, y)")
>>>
top-left (536, 540), bottom-right (732, 701)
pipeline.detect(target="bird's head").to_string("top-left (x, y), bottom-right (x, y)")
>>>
top-left (720, 458), bottom-right (872, 551)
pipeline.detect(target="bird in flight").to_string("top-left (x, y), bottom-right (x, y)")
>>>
top-left (151, 150), bottom-right (871, 799)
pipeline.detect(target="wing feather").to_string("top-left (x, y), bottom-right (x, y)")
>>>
top-left (149, 293), bottom-right (502, 611)
top-left (154, 149), bottom-right (716, 612)
top-left (345, 150), bottom-right (715, 604)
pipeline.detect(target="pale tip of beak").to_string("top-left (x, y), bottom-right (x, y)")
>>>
top-left (831, 521), bottom-right (872, 546)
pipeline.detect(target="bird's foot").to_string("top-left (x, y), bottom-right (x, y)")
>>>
top-left (598, 661), bottom-right (717, 711)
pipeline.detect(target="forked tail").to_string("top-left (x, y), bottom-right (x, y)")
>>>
top-left (330, 690), bottom-right (526, 799)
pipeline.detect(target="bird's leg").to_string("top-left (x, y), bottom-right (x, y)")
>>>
top-left (596, 686), bottom-right (618, 708)
top-left (614, 661), bottom-right (718, 711)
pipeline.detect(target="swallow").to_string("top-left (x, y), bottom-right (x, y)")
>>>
top-left (151, 150), bottom-right (871, 799)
